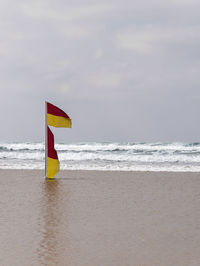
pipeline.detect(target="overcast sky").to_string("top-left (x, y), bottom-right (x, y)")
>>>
top-left (0, 0), bottom-right (200, 143)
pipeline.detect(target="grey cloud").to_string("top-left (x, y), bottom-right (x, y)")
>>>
top-left (0, 0), bottom-right (200, 142)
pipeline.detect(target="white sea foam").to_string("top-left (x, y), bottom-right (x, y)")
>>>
top-left (0, 142), bottom-right (200, 171)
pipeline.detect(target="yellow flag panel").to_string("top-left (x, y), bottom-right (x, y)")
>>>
top-left (47, 157), bottom-right (60, 179)
top-left (47, 113), bottom-right (71, 128)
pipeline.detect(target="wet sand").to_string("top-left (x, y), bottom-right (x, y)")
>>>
top-left (0, 170), bottom-right (200, 266)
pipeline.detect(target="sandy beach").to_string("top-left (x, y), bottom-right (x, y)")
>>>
top-left (0, 170), bottom-right (200, 266)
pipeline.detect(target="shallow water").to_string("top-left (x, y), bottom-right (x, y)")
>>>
top-left (0, 170), bottom-right (200, 266)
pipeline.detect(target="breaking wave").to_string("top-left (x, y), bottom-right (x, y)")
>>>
top-left (0, 142), bottom-right (200, 171)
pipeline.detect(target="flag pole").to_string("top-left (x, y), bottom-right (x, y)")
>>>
top-left (45, 101), bottom-right (47, 178)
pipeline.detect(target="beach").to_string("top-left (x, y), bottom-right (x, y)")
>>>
top-left (0, 170), bottom-right (200, 266)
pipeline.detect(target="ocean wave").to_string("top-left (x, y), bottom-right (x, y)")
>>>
top-left (0, 143), bottom-right (44, 152)
top-left (1, 142), bottom-right (200, 152)
top-left (184, 142), bottom-right (200, 147)
top-left (0, 142), bottom-right (200, 171)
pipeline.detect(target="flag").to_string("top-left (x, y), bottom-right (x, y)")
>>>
top-left (47, 102), bottom-right (71, 128)
top-left (45, 102), bottom-right (71, 178)
top-left (47, 126), bottom-right (60, 178)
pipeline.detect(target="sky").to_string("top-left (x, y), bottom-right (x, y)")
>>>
top-left (0, 0), bottom-right (200, 143)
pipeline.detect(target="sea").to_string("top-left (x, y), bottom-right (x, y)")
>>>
top-left (1, 142), bottom-right (200, 172)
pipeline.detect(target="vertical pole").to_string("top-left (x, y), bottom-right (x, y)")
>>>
top-left (45, 101), bottom-right (47, 177)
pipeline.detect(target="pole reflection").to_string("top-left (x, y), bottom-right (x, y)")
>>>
top-left (38, 179), bottom-right (64, 266)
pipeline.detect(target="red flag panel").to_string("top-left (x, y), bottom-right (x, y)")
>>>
top-left (47, 102), bottom-right (69, 119)
top-left (47, 126), bottom-right (58, 160)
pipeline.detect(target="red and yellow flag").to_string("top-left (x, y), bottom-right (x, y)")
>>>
top-left (47, 102), bottom-right (71, 128)
top-left (47, 126), bottom-right (60, 178)
top-left (45, 102), bottom-right (71, 179)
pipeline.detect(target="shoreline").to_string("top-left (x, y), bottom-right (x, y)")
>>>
top-left (0, 168), bottom-right (200, 174)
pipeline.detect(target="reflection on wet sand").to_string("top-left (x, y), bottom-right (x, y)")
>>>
top-left (0, 170), bottom-right (200, 265)
top-left (38, 179), bottom-right (66, 266)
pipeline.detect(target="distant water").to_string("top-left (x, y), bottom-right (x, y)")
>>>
top-left (0, 142), bottom-right (200, 171)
